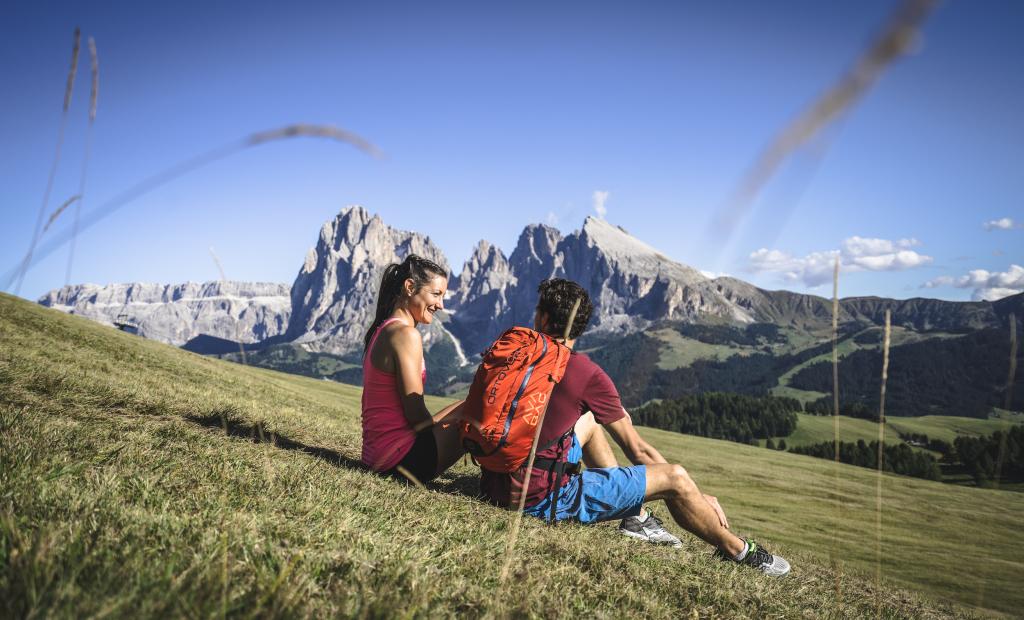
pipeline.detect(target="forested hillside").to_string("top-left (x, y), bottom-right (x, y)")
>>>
top-left (791, 328), bottom-right (1023, 418)
top-left (632, 393), bottom-right (800, 444)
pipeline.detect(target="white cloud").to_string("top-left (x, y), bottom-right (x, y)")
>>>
top-left (748, 236), bottom-right (933, 287)
top-left (841, 236), bottom-right (919, 256)
top-left (699, 270), bottom-right (732, 279)
top-left (592, 190), bottom-right (609, 219)
top-left (983, 217), bottom-right (1015, 231)
top-left (923, 264), bottom-right (1024, 301)
top-left (545, 211), bottom-right (559, 226)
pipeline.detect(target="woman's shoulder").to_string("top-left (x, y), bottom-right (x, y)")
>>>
top-left (383, 320), bottom-right (422, 349)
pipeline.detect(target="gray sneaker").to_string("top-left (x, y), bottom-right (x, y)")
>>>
top-left (716, 539), bottom-right (791, 577)
top-left (618, 510), bottom-right (682, 548)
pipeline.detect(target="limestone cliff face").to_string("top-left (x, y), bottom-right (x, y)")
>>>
top-left (285, 205), bottom-right (454, 355)
top-left (447, 217), bottom-right (756, 355)
top-left (38, 281), bottom-right (291, 345)
top-left (40, 206), bottom-right (1012, 365)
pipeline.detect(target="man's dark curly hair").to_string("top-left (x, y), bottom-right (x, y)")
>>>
top-left (535, 278), bottom-right (593, 340)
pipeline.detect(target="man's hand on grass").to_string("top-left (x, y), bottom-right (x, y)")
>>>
top-left (704, 494), bottom-right (729, 530)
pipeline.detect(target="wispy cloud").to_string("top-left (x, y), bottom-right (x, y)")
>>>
top-left (923, 264), bottom-right (1024, 301)
top-left (983, 217), bottom-right (1019, 231)
top-left (592, 190), bottom-right (609, 219)
top-left (545, 211), bottom-right (559, 227)
top-left (700, 270), bottom-right (731, 279)
top-left (748, 236), bottom-right (932, 287)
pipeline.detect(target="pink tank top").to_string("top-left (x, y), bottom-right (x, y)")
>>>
top-left (361, 318), bottom-right (427, 471)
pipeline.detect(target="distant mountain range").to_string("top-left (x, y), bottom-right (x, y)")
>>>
top-left (39, 205), bottom-right (1023, 410)
top-left (38, 281), bottom-right (291, 346)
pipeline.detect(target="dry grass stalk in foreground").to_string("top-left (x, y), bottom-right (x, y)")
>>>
top-left (709, 0), bottom-right (937, 240)
top-left (14, 27), bottom-right (81, 296)
top-left (43, 195), bottom-right (81, 233)
top-left (66, 37), bottom-right (100, 286)
top-left (4, 124), bottom-right (382, 291)
top-left (247, 124), bottom-right (385, 159)
top-left (875, 309), bottom-right (892, 617)
top-left (499, 297), bottom-right (581, 585)
top-left (830, 254), bottom-right (842, 599)
top-left (207, 247), bottom-right (248, 366)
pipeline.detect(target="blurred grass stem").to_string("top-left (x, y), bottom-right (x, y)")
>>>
top-left (14, 28), bottom-right (81, 295)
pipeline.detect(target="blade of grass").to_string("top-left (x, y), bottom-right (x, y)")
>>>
top-left (831, 255), bottom-right (842, 600)
top-left (66, 37), bottom-right (100, 286)
top-left (14, 28), bottom-right (81, 295)
top-left (709, 0), bottom-right (937, 242)
top-left (208, 247), bottom-right (248, 365)
top-left (499, 297), bottom-right (581, 584)
top-left (4, 124), bottom-right (382, 291)
top-left (875, 309), bottom-right (891, 617)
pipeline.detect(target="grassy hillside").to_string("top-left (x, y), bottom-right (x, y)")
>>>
top-left (2, 293), bottom-right (1016, 618)
top-left (764, 413), bottom-right (1020, 450)
top-left (887, 414), bottom-right (1024, 444)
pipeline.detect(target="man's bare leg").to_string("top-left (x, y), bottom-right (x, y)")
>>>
top-left (574, 412), bottom-right (618, 468)
top-left (574, 413), bottom-right (684, 546)
top-left (645, 464), bottom-right (745, 556)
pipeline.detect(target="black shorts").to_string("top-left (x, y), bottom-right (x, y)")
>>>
top-left (386, 428), bottom-right (438, 484)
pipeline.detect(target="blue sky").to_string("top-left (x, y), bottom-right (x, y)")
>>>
top-left (2, 0), bottom-right (1022, 303)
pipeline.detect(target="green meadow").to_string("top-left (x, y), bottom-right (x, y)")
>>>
top-left (764, 413), bottom-right (1018, 450)
top-left (2, 292), bottom-right (1019, 617)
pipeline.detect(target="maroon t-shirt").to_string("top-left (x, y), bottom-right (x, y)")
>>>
top-left (479, 351), bottom-right (626, 508)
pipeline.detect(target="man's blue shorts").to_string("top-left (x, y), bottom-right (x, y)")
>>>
top-left (524, 435), bottom-right (647, 524)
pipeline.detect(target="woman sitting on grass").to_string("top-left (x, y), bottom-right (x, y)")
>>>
top-left (361, 254), bottom-right (464, 484)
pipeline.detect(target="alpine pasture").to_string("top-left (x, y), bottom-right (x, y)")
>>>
top-left (3, 293), bottom-right (1018, 618)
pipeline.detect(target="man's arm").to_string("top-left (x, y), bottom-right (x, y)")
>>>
top-left (605, 409), bottom-right (730, 529)
top-left (604, 411), bottom-right (667, 465)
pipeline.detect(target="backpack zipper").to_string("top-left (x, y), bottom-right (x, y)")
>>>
top-left (494, 336), bottom-right (548, 449)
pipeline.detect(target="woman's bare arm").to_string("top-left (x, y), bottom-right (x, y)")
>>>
top-left (390, 325), bottom-right (464, 432)
top-left (390, 325), bottom-right (433, 431)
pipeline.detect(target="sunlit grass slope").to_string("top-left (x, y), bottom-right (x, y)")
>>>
top-left (764, 413), bottom-right (1018, 450)
top-left (0, 293), bottom-right (1011, 618)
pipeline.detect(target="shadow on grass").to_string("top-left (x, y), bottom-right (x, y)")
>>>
top-left (186, 411), bottom-right (484, 498)
top-left (429, 467), bottom-right (485, 498)
top-left (188, 411), bottom-right (368, 470)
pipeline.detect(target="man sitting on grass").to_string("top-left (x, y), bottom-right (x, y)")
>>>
top-left (479, 278), bottom-right (790, 576)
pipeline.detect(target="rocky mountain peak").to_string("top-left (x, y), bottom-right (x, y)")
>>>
top-left (450, 240), bottom-right (514, 308)
top-left (573, 215), bottom-right (707, 285)
top-left (510, 223), bottom-right (562, 268)
top-left (287, 206), bottom-right (452, 354)
top-left (39, 205), bottom-right (1017, 388)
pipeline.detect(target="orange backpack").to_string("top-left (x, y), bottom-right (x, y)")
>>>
top-left (460, 327), bottom-right (571, 473)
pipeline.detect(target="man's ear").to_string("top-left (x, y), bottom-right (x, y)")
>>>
top-left (535, 310), bottom-right (550, 333)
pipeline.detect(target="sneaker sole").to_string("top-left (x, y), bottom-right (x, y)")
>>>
top-left (617, 528), bottom-right (683, 548)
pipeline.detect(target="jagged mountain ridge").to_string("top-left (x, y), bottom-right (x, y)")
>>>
top-left (285, 206), bottom-right (457, 355)
top-left (447, 217), bottom-right (760, 355)
top-left (38, 281), bottom-right (291, 346)
top-left (38, 206), bottom-right (1019, 373)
